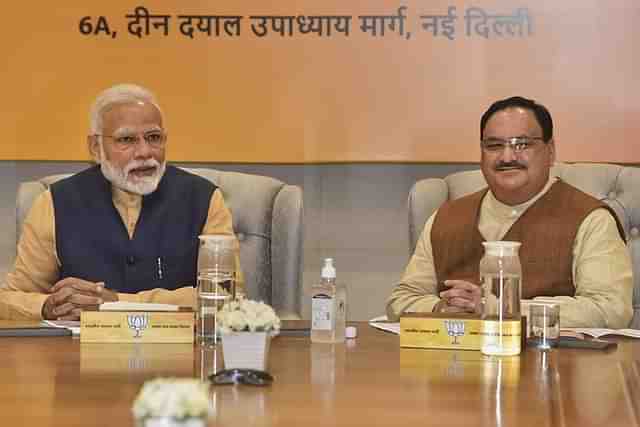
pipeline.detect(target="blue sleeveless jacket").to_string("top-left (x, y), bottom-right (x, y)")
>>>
top-left (50, 165), bottom-right (215, 293)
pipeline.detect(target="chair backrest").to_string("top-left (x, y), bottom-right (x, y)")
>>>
top-left (16, 167), bottom-right (303, 319)
top-left (408, 162), bottom-right (640, 328)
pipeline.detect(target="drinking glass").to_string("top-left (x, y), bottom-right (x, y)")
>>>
top-left (529, 303), bottom-right (560, 350)
top-left (196, 234), bottom-right (237, 345)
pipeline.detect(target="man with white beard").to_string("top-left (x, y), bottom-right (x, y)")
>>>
top-left (1, 84), bottom-right (239, 320)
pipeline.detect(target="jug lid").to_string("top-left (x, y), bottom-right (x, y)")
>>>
top-left (198, 234), bottom-right (236, 241)
top-left (198, 234), bottom-right (237, 249)
top-left (482, 241), bottom-right (521, 256)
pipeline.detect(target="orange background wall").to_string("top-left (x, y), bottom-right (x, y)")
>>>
top-left (1, 0), bottom-right (638, 163)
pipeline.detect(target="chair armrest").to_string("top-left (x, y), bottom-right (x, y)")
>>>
top-left (408, 178), bottom-right (448, 255)
top-left (271, 184), bottom-right (303, 320)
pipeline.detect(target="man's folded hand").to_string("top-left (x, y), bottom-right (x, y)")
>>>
top-left (42, 278), bottom-right (118, 320)
top-left (435, 280), bottom-right (482, 314)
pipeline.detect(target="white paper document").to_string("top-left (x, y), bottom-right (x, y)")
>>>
top-left (368, 315), bottom-right (400, 335)
top-left (41, 320), bottom-right (81, 335)
top-left (561, 328), bottom-right (640, 339)
top-left (99, 302), bottom-right (179, 312)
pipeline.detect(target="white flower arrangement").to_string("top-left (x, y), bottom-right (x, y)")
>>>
top-left (132, 378), bottom-right (210, 421)
top-left (216, 299), bottom-right (281, 335)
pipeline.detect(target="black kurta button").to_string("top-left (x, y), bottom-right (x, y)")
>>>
top-left (126, 255), bottom-right (136, 265)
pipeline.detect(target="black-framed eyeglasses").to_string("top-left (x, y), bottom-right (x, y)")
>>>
top-left (209, 369), bottom-right (274, 386)
top-left (480, 136), bottom-right (545, 153)
top-left (94, 130), bottom-right (166, 151)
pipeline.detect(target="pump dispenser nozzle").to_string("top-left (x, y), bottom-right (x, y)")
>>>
top-left (321, 258), bottom-right (336, 279)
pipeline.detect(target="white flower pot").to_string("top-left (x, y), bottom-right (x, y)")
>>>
top-left (136, 417), bottom-right (206, 427)
top-left (221, 331), bottom-right (270, 371)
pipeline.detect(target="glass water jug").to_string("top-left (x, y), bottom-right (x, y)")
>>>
top-left (480, 241), bottom-right (522, 356)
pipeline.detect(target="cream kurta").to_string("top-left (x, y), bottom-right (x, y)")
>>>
top-left (0, 185), bottom-right (243, 320)
top-left (386, 178), bottom-right (633, 328)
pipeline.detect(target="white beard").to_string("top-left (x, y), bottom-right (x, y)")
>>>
top-left (99, 146), bottom-right (166, 195)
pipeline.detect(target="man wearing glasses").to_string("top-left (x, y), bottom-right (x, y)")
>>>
top-left (387, 96), bottom-right (633, 328)
top-left (1, 84), bottom-right (237, 320)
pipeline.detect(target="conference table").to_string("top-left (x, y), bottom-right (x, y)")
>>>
top-left (1, 321), bottom-right (638, 427)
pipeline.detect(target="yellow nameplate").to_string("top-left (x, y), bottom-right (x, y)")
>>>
top-left (400, 313), bottom-right (525, 351)
top-left (400, 313), bottom-right (484, 350)
top-left (80, 310), bottom-right (194, 343)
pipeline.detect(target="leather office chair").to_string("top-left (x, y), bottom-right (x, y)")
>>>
top-left (408, 162), bottom-right (640, 328)
top-left (16, 167), bottom-right (303, 320)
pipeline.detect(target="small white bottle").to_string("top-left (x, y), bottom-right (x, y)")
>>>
top-left (311, 258), bottom-right (346, 343)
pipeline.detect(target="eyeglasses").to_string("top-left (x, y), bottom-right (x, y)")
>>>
top-left (480, 136), bottom-right (545, 153)
top-left (94, 130), bottom-right (166, 151)
top-left (209, 368), bottom-right (274, 386)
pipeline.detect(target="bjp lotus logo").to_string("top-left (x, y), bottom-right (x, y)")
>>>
top-left (127, 314), bottom-right (149, 338)
top-left (444, 320), bottom-right (465, 345)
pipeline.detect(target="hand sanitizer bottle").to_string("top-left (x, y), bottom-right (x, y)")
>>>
top-left (311, 258), bottom-right (346, 343)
